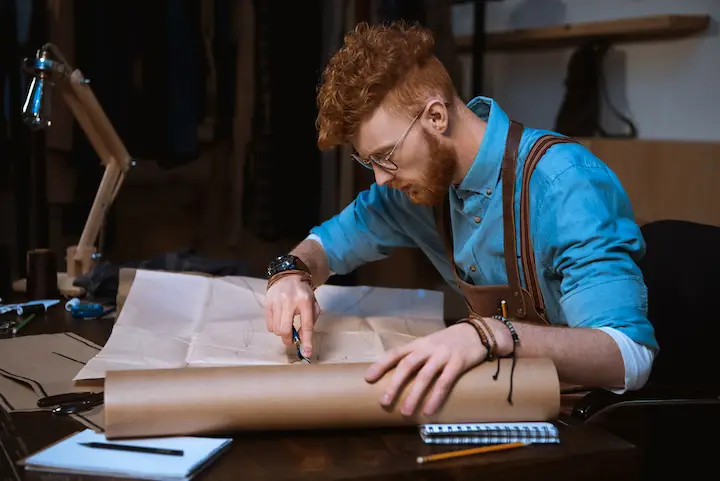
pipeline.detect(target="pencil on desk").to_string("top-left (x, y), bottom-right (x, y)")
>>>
top-left (416, 442), bottom-right (527, 464)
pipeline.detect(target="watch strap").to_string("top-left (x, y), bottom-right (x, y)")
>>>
top-left (266, 254), bottom-right (311, 278)
top-left (266, 270), bottom-right (316, 291)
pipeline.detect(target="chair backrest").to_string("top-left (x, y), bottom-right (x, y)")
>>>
top-left (639, 220), bottom-right (720, 392)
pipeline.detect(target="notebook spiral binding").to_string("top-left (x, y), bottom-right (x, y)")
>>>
top-left (419, 422), bottom-right (560, 445)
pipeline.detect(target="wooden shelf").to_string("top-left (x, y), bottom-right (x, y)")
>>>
top-left (457, 14), bottom-right (711, 53)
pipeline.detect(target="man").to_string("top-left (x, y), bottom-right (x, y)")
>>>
top-left (264, 21), bottom-right (657, 417)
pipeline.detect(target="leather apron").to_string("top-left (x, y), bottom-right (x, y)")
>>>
top-left (434, 121), bottom-right (574, 323)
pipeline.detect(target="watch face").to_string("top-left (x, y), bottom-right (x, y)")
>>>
top-left (267, 255), bottom-right (297, 277)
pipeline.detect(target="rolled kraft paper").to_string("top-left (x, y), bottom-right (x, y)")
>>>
top-left (104, 358), bottom-right (560, 439)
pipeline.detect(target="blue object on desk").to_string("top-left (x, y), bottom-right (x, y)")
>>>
top-left (70, 303), bottom-right (113, 319)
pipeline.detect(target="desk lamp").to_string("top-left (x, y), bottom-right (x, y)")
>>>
top-left (16, 43), bottom-right (134, 296)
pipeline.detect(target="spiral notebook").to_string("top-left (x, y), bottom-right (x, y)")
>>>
top-left (419, 422), bottom-right (560, 445)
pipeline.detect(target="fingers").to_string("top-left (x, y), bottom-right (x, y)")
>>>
top-left (278, 300), bottom-right (294, 346)
top-left (266, 280), bottom-right (319, 350)
top-left (298, 297), bottom-right (314, 357)
top-left (313, 299), bottom-right (321, 318)
top-left (364, 344), bottom-right (412, 383)
top-left (401, 349), bottom-right (450, 416)
top-left (366, 341), bottom-right (465, 417)
top-left (271, 300), bottom-right (282, 337)
top-left (265, 301), bottom-right (274, 333)
top-left (379, 349), bottom-right (430, 409)
top-left (423, 357), bottom-right (465, 416)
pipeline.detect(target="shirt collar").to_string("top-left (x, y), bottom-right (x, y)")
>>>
top-left (454, 96), bottom-right (510, 200)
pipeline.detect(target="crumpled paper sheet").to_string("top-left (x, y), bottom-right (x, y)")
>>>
top-left (74, 269), bottom-right (446, 380)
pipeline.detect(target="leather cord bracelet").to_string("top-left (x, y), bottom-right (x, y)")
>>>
top-left (266, 270), bottom-right (316, 291)
top-left (457, 317), bottom-right (496, 362)
top-left (472, 315), bottom-right (498, 361)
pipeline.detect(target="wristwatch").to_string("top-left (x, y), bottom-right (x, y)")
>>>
top-left (266, 254), bottom-right (311, 279)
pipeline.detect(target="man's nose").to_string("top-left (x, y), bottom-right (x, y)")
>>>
top-left (373, 166), bottom-right (393, 186)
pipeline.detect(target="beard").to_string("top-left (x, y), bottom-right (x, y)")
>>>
top-left (392, 129), bottom-right (456, 206)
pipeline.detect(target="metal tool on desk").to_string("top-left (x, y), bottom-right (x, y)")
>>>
top-left (11, 313), bottom-right (36, 334)
top-left (292, 325), bottom-right (311, 364)
top-left (0, 299), bottom-right (60, 316)
top-left (0, 312), bottom-right (38, 335)
top-left (36, 391), bottom-right (104, 415)
top-left (0, 319), bottom-right (17, 335)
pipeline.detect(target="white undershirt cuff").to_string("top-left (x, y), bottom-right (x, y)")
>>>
top-left (596, 326), bottom-right (655, 394)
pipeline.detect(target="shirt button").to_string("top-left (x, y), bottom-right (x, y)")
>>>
top-left (469, 265), bottom-right (477, 272)
top-left (486, 188), bottom-right (492, 195)
top-left (473, 216), bottom-right (481, 223)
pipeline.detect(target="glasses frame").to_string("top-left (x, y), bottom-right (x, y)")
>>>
top-left (351, 108), bottom-right (423, 172)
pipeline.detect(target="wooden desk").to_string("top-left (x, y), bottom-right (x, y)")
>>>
top-left (0, 303), bottom-right (641, 481)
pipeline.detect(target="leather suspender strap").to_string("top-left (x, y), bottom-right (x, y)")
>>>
top-left (435, 194), bottom-right (454, 266)
top-left (432, 120), bottom-right (576, 322)
top-left (500, 121), bottom-right (527, 317)
top-left (519, 134), bottom-right (574, 316)
top-left (433, 194), bottom-right (475, 312)
top-left (434, 194), bottom-right (462, 289)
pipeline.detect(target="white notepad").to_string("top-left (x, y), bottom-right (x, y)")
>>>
top-left (419, 422), bottom-right (560, 445)
top-left (20, 429), bottom-right (233, 480)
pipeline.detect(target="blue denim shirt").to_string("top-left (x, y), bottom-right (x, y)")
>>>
top-left (310, 96), bottom-right (658, 351)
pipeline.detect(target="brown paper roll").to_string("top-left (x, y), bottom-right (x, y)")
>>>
top-left (104, 358), bottom-right (560, 439)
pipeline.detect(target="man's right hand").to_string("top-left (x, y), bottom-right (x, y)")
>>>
top-left (265, 275), bottom-right (320, 357)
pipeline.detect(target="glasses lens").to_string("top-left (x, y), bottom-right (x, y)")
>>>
top-left (351, 153), bottom-right (373, 170)
top-left (372, 156), bottom-right (397, 171)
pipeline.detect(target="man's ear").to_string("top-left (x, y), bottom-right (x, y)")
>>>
top-left (424, 99), bottom-right (449, 134)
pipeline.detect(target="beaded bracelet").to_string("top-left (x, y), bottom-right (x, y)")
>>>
top-left (490, 314), bottom-right (520, 405)
top-left (492, 315), bottom-right (519, 346)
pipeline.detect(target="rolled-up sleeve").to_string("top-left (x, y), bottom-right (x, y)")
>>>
top-left (309, 183), bottom-right (417, 275)
top-left (537, 162), bottom-right (659, 351)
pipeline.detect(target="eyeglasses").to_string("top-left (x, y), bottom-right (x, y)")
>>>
top-left (351, 109), bottom-right (423, 172)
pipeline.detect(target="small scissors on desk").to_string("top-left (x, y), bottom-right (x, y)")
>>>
top-left (36, 391), bottom-right (104, 415)
top-left (292, 326), bottom-right (311, 364)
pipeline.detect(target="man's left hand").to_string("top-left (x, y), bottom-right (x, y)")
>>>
top-left (364, 322), bottom-right (488, 416)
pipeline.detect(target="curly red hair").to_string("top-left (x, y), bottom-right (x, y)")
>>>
top-left (316, 20), bottom-right (457, 151)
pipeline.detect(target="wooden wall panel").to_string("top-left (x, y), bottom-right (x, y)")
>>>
top-left (578, 138), bottom-right (720, 227)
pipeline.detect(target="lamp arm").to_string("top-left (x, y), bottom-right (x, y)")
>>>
top-left (36, 43), bottom-right (134, 276)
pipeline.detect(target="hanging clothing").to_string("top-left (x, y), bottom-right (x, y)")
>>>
top-left (65, 0), bottom-right (208, 245)
top-left (243, 0), bottom-right (324, 242)
top-left (211, 0), bottom-right (237, 142)
top-left (1, 0), bottom-right (47, 275)
top-left (72, 0), bottom-right (206, 170)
